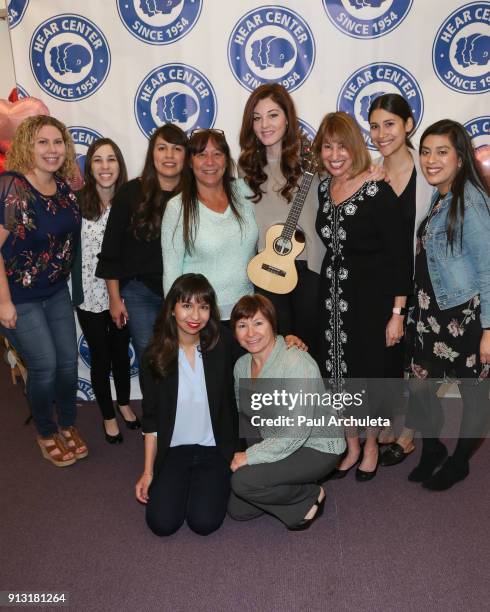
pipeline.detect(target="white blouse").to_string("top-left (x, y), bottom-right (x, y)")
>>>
top-left (170, 346), bottom-right (216, 447)
top-left (78, 206), bottom-right (111, 313)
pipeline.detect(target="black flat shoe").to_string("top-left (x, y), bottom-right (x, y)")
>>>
top-left (288, 490), bottom-right (326, 531)
top-left (116, 405), bottom-right (141, 430)
top-left (329, 452), bottom-right (362, 479)
top-left (103, 424), bottom-right (123, 444)
top-left (380, 442), bottom-right (415, 467)
top-left (355, 450), bottom-right (379, 482)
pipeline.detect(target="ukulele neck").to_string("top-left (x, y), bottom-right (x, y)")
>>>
top-left (281, 170), bottom-right (315, 240)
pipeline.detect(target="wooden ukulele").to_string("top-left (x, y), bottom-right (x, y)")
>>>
top-left (247, 139), bottom-right (317, 294)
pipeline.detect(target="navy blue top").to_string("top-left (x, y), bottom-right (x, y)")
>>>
top-left (0, 171), bottom-right (80, 304)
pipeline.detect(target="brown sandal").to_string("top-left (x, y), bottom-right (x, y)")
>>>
top-left (59, 426), bottom-right (89, 460)
top-left (37, 434), bottom-right (76, 467)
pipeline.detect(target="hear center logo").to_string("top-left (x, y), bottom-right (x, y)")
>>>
top-left (337, 62), bottom-right (423, 150)
top-left (77, 377), bottom-right (96, 402)
top-left (228, 5), bottom-right (315, 93)
top-left (117, 0), bottom-right (202, 45)
top-left (7, 0), bottom-right (29, 29)
top-left (68, 126), bottom-right (104, 177)
top-left (15, 85), bottom-right (29, 99)
top-left (30, 14), bottom-right (111, 101)
top-left (78, 335), bottom-right (139, 378)
top-left (464, 116), bottom-right (490, 148)
top-left (134, 63), bottom-right (217, 137)
top-left (433, 2), bottom-right (489, 94)
top-left (298, 119), bottom-right (316, 143)
top-left (323, 0), bottom-right (413, 39)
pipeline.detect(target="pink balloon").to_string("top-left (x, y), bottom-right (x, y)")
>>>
top-left (475, 145), bottom-right (490, 195)
top-left (67, 164), bottom-right (84, 191)
top-left (0, 97), bottom-right (50, 141)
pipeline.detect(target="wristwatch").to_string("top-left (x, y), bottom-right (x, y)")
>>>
top-left (392, 307), bottom-right (407, 316)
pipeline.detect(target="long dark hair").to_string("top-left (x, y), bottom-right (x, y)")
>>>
top-left (238, 83), bottom-right (301, 203)
top-left (420, 119), bottom-right (487, 250)
top-left (131, 124), bottom-right (188, 240)
top-left (143, 274), bottom-right (221, 378)
top-left (368, 93), bottom-right (415, 149)
top-left (78, 138), bottom-right (128, 221)
top-left (180, 129), bottom-right (242, 253)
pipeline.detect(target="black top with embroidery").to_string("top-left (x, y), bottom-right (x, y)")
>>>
top-left (0, 172), bottom-right (80, 304)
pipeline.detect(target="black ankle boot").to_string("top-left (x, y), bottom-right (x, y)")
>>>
top-left (408, 440), bottom-right (447, 482)
top-left (422, 457), bottom-right (469, 491)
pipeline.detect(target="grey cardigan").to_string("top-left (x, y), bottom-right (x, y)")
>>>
top-left (234, 336), bottom-right (346, 465)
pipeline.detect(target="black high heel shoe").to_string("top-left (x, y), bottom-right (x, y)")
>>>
top-left (116, 405), bottom-right (141, 430)
top-left (103, 423), bottom-right (123, 444)
top-left (288, 489), bottom-right (326, 531)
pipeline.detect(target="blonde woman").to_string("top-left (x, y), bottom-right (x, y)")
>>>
top-left (0, 116), bottom-right (87, 467)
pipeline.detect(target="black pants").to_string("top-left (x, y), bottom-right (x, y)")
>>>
top-left (76, 308), bottom-right (130, 419)
top-left (255, 262), bottom-right (321, 364)
top-left (146, 445), bottom-right (231, 537)
top-left (228, 448), bottom-right (338, 528)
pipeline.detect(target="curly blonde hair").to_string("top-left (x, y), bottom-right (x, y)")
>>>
top-left (5, 115), bottom-right (77, 179)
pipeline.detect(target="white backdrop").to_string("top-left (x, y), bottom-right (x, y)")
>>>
top-left (6, 0), bottom-right (490, 400)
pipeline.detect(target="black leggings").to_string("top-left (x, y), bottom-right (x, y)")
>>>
top-left (255, 262), bottom-right (321, 364)
top-left (76, 308), bottom-right (131, 419)
top-left (406, 378), bottom-right (490, 464)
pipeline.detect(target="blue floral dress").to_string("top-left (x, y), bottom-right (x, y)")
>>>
top-left (406, 204), bottom-right (488, 381)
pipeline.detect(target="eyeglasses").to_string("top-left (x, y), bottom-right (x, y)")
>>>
top-left (190, 128), bottom-right (225, 138)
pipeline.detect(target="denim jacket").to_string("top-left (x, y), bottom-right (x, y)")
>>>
top-left (424, 181), bottom-right (490, 327)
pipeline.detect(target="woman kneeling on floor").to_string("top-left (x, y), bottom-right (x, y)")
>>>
top-left (135, 273), bottom-right (239, 536)
top-left (228, 294), bottom-right (346, 531)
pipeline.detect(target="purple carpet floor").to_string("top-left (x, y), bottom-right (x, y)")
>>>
top-left (1, 361), bottom-right (489, 612)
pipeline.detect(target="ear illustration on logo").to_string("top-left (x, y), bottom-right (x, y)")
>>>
top-left (228, 6), bottom-right (315, 93)
top-left (433, 3), bottom-right (489, 94)
top-left (117, 0), bottom-right (202, 45)
top-left (135, 63), bottom-right (217, 137)
top-left (155, 93), bottom-right (198, 123)
top-left (337, 63), bottom-right (423, 150)
top-left (323, 0), bottom-right (413, 40)
top-left (30, 15), bottom-right (110, 101)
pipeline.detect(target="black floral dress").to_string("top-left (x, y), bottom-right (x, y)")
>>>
top-left (406, 204), bottom-right (489, 381)
top-left (315, 177), bottom-right (412, 390)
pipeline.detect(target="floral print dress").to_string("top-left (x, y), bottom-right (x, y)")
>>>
top-left (406, 204), bottom-right (488, 381)
top-left (78, 206), bottom-right (111, 313)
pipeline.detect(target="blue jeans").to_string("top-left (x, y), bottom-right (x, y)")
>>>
top-left (120, 279), bottom-right (163, 365)
top-left (1, 285), bottom-right (78, 437)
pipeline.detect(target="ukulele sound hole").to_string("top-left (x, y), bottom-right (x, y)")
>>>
top-left (273, 236), bottom-right (292, 256)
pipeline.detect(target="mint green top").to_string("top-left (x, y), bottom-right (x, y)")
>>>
top-left (234, 336), bottom-right (346, 465)
top-left (161, 178), bottom-right (258, 319)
